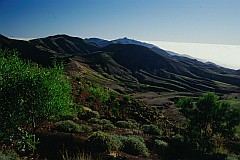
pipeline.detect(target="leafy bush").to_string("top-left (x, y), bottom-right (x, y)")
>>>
top-left (54, 120), bottom-right (83, 133)
top-left (60, 111), bottom-right (78, 121)
top-left (177, 92), bottom-right (240, 153)
top-left (154, 139), bottom-right (169, 151)
top-left (115, 121), bottom-right (138, 129)
top-left (92, 124), bottom-right (103, 131)
top-left (127, 119), bottom-right (137, 124)
top-left (99, 119), bottom-right (112, 124)
top-left (142, 124), bottom-right (162, 135)
top-left (121, 136), bottom-right (149, 156)
top-left (88, 85), bottom-right (110, 102)
top-left (172, 134), bottom-right (184, 143)
top-left (0, 49), bottom-right (72, 153)
top-left (87, 131), bottom-right (121, 153)
top-left (80, 124), bottom-right (92, 132)
top-left (123, 95), bottom-right (131, 103)
top-left (103, 123), bottom-right (116, 130)
top-left (78, 110), bottom-right (100, 120)
top-left (88, 118), bottom-right (100, 124)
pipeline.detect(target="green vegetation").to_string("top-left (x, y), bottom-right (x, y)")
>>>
top-left (154, 139), bottom-right (169, 151)
top-left (0, 150), bottom-right (20, 160)
top-left (142, 124), bottom-right (162, 135)
top-left (0, 49), bottom-right (72, 153)
top-left (88, 118), bottom-right (101, 124)
top-left (54, 120), bottom-right (82, 133)
top-left (87, 132), bottom-right (149, 157)
top-left (235, 125), bottom-right (240, 139)
top-left (1, 48), bottom-right (239, 159)
top-left (102, 123), bottom-right (116, 130)
top-left (78, 110), bottom-right (100, 120)
top-left (88, 85), bottom-right (111, 103)
top-left (99, 119), bottom-right (112, 124)
top-left (54, 120), bottom-right (92, 133)
top-left (177, 92), bottom-right (240, 153)
top-left (120, 135), bottom-right (149, 156)
top-left (87, 131), bottom-right (122, 153)
top-left (115, 120), bottom-right (138, 129)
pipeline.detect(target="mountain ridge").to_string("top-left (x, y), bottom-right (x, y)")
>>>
top-left (1, 34), bottom-right (240, 95)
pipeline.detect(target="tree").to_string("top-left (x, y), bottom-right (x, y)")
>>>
top-left (0, 49), bottom-right (72, 145)
top-left (177, 92), bottom-right (240, 153)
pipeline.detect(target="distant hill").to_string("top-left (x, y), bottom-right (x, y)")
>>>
top-left (85, 37), bottom-right (157, 48)
top-left (85, 38), bottom-right (112, 47)
top-left (112, 37), bottom-right (157, 48)
top-left (1, 34), bottom-right (240, 94)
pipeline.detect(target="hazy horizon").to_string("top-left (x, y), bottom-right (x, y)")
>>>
top-left (146, 41), bottom-right (240, 70)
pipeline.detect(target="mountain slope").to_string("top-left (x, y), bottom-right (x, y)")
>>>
top-left (1, 34), bottom-right (240, 94)
top-left (30, 34), bottom-right (99, 56)
top-left (0, 35), bottom-right (52, 66)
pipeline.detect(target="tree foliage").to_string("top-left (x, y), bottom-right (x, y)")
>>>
top-left (0, 49), bottom-right (72, 140)
top-left (177, 92), bottom-right (240, 152)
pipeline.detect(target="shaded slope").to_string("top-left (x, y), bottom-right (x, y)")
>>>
top-left (99, 44), bottom-right (240, 93)
top-left (0, 35), bottom-right (52, 66)
top-left (1, 34), bottom-right (240, 94)
top-left (30, 34), bottom-right (99, 55)
top-left (102, 44), bottom-right (189, 75)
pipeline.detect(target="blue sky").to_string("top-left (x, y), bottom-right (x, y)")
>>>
top-left (1, 0), bottom-right (240, 44)
top-left (1, 0), bottom-right (240, 69)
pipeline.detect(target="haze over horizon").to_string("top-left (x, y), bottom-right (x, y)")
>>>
top-left (1, 0), bottom-right (240, 69)
top-left (145, 41), bottom-right (240, 70)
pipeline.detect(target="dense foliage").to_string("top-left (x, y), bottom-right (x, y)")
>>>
top-left (120, 135), bottom-right (149, 156)
top-left (0, 49), bottom-right (72, 150)
top-left (54, 120), bottom-right (83, 133)
top-left (87, 131), bottom-right (122, 153)
top-left (142, 124), bottom-right (162, 135)
top-left (177, 92), bottom-right (240, 153)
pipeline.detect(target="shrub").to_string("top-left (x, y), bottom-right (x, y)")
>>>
top-left (172, 134), bottom-right (184, 143)
top-left (78, 110), bottom-right (100, 120)
top-left (81, 124), bottom-right (93, 132)
top-left (92, 124), bottom-right (103, 131)
top-left (60, 111), bottom-right (78, 121)
top-left (54, 120), bottom-right (82, 133)
top-left (0, 49), bottom-right (72, 153)
top-left (103, 123), bottom-right (116, 130)
top-left (177, 92), bottom-right (240, 153)
top-left (127, 119), bottom-right (137, 124)
top-left (115, 121), bottom-right (138, 129)
top-left (88, 118), bottom-right (100, 124)
top-left (99, 119), bottom-right (112, 124)
top-left (128, 135), bottom-right (145, 143)
top-left (123, 95), bottom-right (131, 103)
top-left (154, 139), bottom-right (169, 151)
top-left (0, 50), bottom-right (72, 132)
top-left (88, 86), bottom-right (110, 102)
top-left (142, 124), bottom-right (162, 135)
top-left (121, 136), bottom-right (149, 156)
top-left (87, 131), bottom-right (121, 153)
